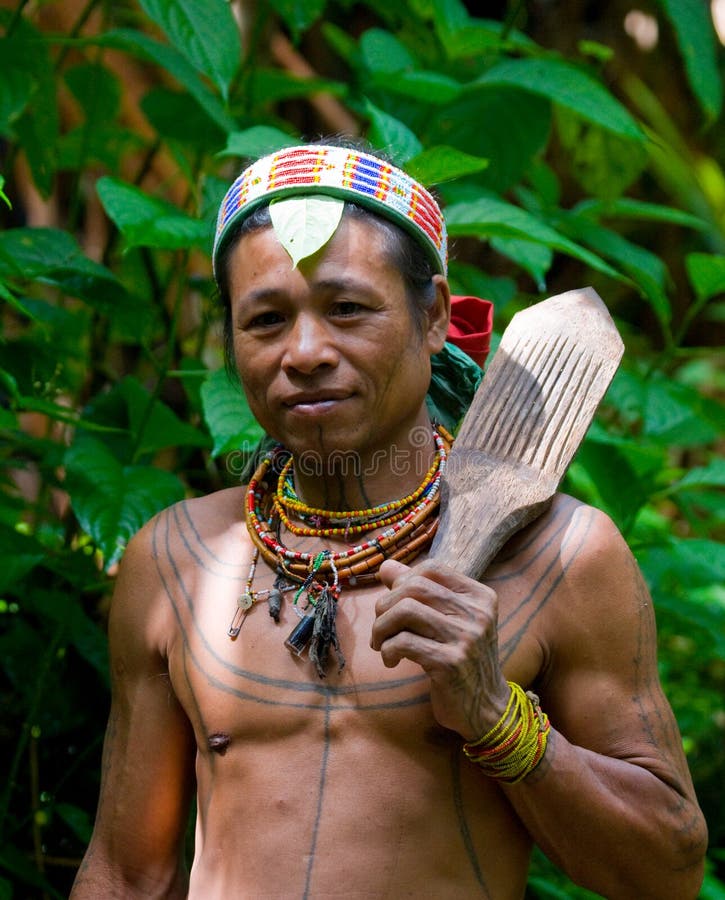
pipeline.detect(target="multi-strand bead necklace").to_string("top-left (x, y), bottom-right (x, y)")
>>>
top-left (228, 425), bottom-right (452, 677)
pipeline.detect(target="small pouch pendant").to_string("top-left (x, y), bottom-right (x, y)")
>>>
top-left (284, 614), bottom-right (315, 656)
top-left (268, 588), bottom-right (283, 622)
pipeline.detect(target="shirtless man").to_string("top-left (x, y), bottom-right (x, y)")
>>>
top-left (72, 143), bottom-right (707, 899)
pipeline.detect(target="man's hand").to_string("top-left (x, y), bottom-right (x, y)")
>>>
top-left (371, 558), bottom-right (511, 740)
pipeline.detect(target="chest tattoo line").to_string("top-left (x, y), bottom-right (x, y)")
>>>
top-left (154, 510), bottom-right (431, 709)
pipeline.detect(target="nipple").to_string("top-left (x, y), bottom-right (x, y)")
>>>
top-left (208, 732), bottom-right (231, 755)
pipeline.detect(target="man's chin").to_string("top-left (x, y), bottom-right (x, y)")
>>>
top-left (275, 428), bottom-right (366, 470)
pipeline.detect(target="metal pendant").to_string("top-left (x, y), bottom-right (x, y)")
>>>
top-left (228, 592), bottom-right (254, 638)
top-left (284, 614), bottom-right (315, 656)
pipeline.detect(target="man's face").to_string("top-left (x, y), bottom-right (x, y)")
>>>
top-left (228, 215), bottom-right (449, 463)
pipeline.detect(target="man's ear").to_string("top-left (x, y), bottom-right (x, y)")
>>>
top-left (426, 274), bottom-right (451, 355)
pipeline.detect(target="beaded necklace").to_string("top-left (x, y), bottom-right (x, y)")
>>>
top-left (229, 426), bottom-right (452, 677)
top-left (274, 449), bottom-right (443, 537)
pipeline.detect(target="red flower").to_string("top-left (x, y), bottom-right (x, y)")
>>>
top-left (447, 295), bottom-right (494, 367)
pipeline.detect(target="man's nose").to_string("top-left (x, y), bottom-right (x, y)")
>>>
top-left (281, 313), bottom-right (339, 374)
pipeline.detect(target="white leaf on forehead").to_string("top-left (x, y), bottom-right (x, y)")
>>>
top-left (269, 196), bottom-right (344, 268)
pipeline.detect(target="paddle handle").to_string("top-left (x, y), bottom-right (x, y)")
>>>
top-left (430, 458), bottom-right (556, 580)
top-left (429, 287), bottom-right (624, 580)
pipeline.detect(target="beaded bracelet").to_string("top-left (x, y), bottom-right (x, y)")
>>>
top-left (462, 682), bottom-right (550, 783)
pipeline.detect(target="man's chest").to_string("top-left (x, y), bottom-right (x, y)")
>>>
top-left (162, 544), bottom-right (549, 756)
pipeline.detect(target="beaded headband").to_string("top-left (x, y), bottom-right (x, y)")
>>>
top-left (212, 144), bottom-right (448, 277)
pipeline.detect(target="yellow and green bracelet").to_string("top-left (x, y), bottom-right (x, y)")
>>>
top-left (462, 682), bottom-right (550, 783)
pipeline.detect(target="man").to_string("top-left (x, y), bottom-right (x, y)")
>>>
top-left (72, 143), bottom-right (707, 899)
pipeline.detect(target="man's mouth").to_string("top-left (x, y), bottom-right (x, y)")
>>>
top-left (282, 391), bottom-right (352, 413)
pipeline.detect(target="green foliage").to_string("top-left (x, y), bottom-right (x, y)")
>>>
top-left (0, 0), bottom-right (723, 896)
top-left (657, 0), bottom-right (723, 123)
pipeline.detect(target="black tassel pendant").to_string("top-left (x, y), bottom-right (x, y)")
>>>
top-left (308, 587), bottom-right (345, 678)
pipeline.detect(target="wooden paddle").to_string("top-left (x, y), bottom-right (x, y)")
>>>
top-left (429, 286), bottom-right (624, 579)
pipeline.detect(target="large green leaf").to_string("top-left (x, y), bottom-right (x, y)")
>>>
top-left (489, 237), bottom-right (552, 292)
top-left (477, 58), bottom-right (644, 140)
top-left (365, 101), bottom-right (422, 164)
top-left (267, 0), bottom-right (327, 41)
top-left (119, 376), bottom-right (210, 457)
top-left (65, 62), bottom-right (121, 127)
top-left (642, 377), bottom-right (725, 445)
top-left (571, 432), bottom-right (666, 532)
top-left (606, 369), bottom-right (725, 446)
top-left (58, 123), bottom-right (144, 173)
top-left (576, 198), bottom-right (708, 231)
top-left (432, 1), bottom-right (534, 59)
top-left (405, 145), bottom-right (488, 185)
top-left (138, 0), bottom-right (240, 101)
top-left (0, 228), bottom-right (108, 282)
top-left (320, 21), bottom-right (360, 69)
top-left (667, 459), bottom-right (725, 493)
top-left (243, 68), bottom-right (346, 107)
top-left (77, 376), bottom-right (209, 461)
top-left (12, 89), bottom-right (58, 202)
top-left (427, 86), bottom-right (550, 192)
top-left (447, 260), bottom-right (517, 310)
top-left (360, 28), bottom-right (415, 74)
top-left (555, 110), bottom-right (648, 201)
top-left (96, 176), bottom-right (210, 251)
top-left (559, 213), bottom-right (671, 324)
top-left (0, 38), bottom-right (35, 133)
top-left (445, 196), bottom-right (622, 280)
top-left (64, 435), bottom-right (185, 566)
top-left (219, 125), bottom-right (301, 160)
top-left (141, 86), bottom-right (226, 151)
top-left (657, 0), bottom-right (723, 123)
top-left (638, 538), bottom-right (725, 592)
top-left (98, 29), bottom-right (235, 132)
top-left (0, 227), bottom-right (132, 311)
top-left (686, 253), bottom-right (725, 302)
top-left (0, 279), bottom-right (34, 320)
top-left (201, 368), bottom-right (264, 459)
top-left (0, 17), bottom-right (59, 196)
top-left (373, 70), bottom-right (463, 105)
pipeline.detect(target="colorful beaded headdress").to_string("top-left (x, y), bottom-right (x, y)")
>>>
top-left (212, 144), bottom-right (448, 277)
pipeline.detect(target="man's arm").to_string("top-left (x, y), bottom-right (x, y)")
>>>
top-left (71, 518), bottom-right (197, 898)
top-left (372, 502), bottom-right (707, 900)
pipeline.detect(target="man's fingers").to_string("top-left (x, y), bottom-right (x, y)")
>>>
top-left (381, 557), bottom-right (495, 596)
top-left (378, 558), bottom-right (409, 589)
top-left (377, 631), bottom-right (446, 669)
top-left (376, 564), bottom-right (495, 619)
top-left (370, 597), bottom-right (453, 651)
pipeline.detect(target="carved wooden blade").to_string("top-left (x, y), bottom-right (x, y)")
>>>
top-left (430, 287), bottom-right (624, 579)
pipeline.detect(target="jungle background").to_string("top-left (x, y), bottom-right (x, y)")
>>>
top-left (0, 0), bottom-right (723, 896)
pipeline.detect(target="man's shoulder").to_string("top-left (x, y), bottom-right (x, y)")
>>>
top-left (494, 492), bottom-right (637, 613)
top-left (499, 492), bottom-right (620, 563)
top-left (520, 492), bottom-right (642, 616)
top-left (122, 485), bottom-right (248, 568)
top-left (171, 484), bottom-right (248, 530)
top-left (110, 485), bottom-right (250, 638)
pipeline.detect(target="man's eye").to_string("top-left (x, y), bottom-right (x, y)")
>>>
top-left (248, 311), bottom-right (284, 328)
top-left (331, 301), bottom-right (363, 317)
